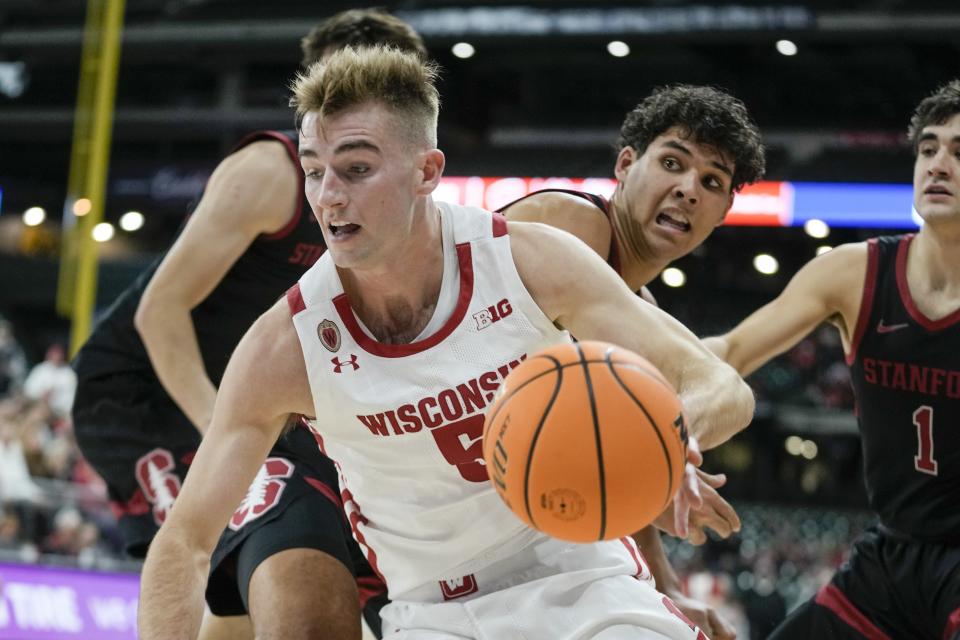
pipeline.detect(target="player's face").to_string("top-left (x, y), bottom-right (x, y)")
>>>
top-left (913, 112), bottom-right (960, 225)
top-left (299, 103), bottom-right (427, 269)
top-left (615, 127), bottom-right (735, 263)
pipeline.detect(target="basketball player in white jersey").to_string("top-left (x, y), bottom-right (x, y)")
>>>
top-left (138, 47), bottom-right (755, 639)
top-left (502, 84), bottom-right (766, 640)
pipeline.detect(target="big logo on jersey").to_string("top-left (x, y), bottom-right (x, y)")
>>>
top-left (135, 448), bottom-right (182, 526)
top-left (228, 457), bottom-right (295, 531)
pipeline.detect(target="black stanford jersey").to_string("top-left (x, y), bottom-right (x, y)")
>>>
top-left (75, 130), bottom-right (326, 387)
top-left (848, 234), bottom-right (960, 542)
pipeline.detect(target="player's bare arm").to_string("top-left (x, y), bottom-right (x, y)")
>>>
top-left (134, 140), bottom-right (299, 432)
top-left (138, 299), bottom-right (313, 639)
top-left (703, 241), bottom-right (869, 377)
top-left (508, 221), bottom-right (754, 448)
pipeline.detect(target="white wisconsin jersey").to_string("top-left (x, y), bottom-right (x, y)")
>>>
top-left (288, 201), bottom-right (570, 598)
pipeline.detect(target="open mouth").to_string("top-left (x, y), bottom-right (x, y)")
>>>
top-left (328, 222), bottom-right (361, 238)
top-left (656, 212), bottom-right (692, 232)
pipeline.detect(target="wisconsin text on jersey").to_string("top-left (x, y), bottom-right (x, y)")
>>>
top-left (355, 354), bottom-right (527, 437)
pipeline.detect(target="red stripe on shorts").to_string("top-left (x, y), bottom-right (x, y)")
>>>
top-left (815, 584), bottom-right (891, 640)
top-left (944, 606), bottom-right (960, 640)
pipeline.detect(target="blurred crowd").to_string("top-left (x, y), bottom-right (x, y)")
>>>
top-left (0, 316), bottom-right (125, 567)
top-left (0, 313), bottom-right (872, 635)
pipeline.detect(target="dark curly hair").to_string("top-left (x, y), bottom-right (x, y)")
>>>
top-left (617, 84), bottom-right (765, 192)
top-left (907, 79), bottom-right (960, 153)
top-left (301, 8), bottom-right (427, 67)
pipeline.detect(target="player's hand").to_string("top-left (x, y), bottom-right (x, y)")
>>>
top-left (666, 589), bottom-right (737, 640)
top-left (664, 437), bottom-right (703, 538)
top-left (685, 469), bottom-right (741, 545)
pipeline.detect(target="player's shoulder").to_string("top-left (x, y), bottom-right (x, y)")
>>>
top-left (220, 138), bottom-right (297, 178)
top-left (503, 192), bottom-right (611, 257)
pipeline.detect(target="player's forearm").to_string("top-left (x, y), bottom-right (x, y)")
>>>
top-left (679, 361), bottom-right (754, 450)
top-left (631, 526), bottom-right (681, 594)
top-left (135, 302), bottom-right (217, 433)
top-left (138, 524), bottom-right (209, 639)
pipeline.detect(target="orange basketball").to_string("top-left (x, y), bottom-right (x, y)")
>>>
top-left (483, 340), bottom-right (688, 543)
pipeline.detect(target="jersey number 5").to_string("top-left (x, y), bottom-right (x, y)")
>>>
top-left (431, 415), bottom-right (488, 482)
top-left (913, 405), bottom-right (938, 476)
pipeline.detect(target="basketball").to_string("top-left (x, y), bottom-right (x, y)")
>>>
top-left (483, 340), bottom-right (688, 543)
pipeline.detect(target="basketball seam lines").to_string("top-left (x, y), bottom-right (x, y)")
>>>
top-left (520, 355), bottom-right (563, 532)
top-left (578, 343), bottom-right (606, 541)
top-left (606, 351), bottom-right (676, 513)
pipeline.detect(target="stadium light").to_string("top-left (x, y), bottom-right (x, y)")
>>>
top-left (120, 210), bottom-right (144, 232)
top-left (607, 41), bottom-right (630, 57)
top-left (660, 267), bottom-right (686, 288)
top-left (92, 222), bottom-right (115, 242)
top-left (776, 39), bottom-right (798, 56)
top-left (452, 42), bottom-right (475, 59)
top-left (753, 253), bottom-right (779, 275)
top-left (73, 198), bottom-right (92, 216)
top-left (803, 218), bottom-right (830, 238)
top-left (23, 206), bottom-right (45, 226)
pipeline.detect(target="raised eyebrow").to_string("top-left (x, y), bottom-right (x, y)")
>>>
top-left (662, 140), bottom-right (732, 178)
top-left (334, 140), bottom-right (381, 155)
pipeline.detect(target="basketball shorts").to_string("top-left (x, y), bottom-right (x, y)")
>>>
top-left (769, 525), bottom-right (960, 640)
top-left (72, 373), bottom-right (387, 630)
top-left (380, 537), bottom-right (707, 640)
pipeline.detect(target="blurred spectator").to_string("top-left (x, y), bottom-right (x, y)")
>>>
top-left (23, 343), bottom-right (76, 416)
top-left (0, 318), bottom-right (27, 395)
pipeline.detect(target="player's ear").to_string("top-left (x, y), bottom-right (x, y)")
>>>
top-left (614, 146), bottom-right (638, 182)
top-left (416, 149), bottom-right (445, 196)
top-left (717, 191), bottom-right (735, 226)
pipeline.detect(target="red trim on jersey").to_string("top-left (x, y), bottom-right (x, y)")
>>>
top-left (846, 238), bottom-right (880, 366)
top-left (286, 284), bottom-right (306, 315)
top-left (304, 476), bottom-right (342, 509)
top-left (491, 211), bottom-right (508, 237)
top-left (896, 234), bottom-right (960, 332)
top-left (619, 536), bottom-right (646, 578)
top-left (815, 584), bottom-right (892, 640)
top-left (341, 487), bottom-right (387, 584)
top-left (333, 242), bottom-right (475, 358)
top-left (236, 130), bottom-right (307, 242)
top-left (944, 606), bottom-right (960, 640)
top-left (357, 574), bottom-right (387, 610)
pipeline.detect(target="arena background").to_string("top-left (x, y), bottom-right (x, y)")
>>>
top-left (0, 1), bottom-right (957, 638)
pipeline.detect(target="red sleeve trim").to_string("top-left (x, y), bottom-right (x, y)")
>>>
top-left (943, 606), bottom-right (960, 640)
top-left (286, 283), bottom-right (306, 315)
top-left (234, 130), bottom-right (305, 242)
top-left (845, 239), bottom-right (879, 366)
top-left (492, 211), bottom-right (508, 237)
top-left (815, 584), bottom-right (891, 640)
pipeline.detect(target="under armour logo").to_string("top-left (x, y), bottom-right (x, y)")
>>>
top-left (332, 354), bottom-right (359, 373)
top-left (876, 319), bottom-right (909, 334)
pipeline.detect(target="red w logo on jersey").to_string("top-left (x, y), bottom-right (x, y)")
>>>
top-left (135, 448), bottom-right (182, 526)
top-left (228, 457), bottom-right (295, 531)
top-left (439, 574), bottom-right (479, 600)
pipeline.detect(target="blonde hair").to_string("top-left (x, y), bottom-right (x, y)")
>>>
top-left (291, 45), bottom-right (440, 147)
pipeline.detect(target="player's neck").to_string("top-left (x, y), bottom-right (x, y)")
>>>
top-left (608, 198), bottom-right (666, 290)
top-left (339, 202), bottom-right (445, 344)
top-left (911, 226), bottom-right (960, 290)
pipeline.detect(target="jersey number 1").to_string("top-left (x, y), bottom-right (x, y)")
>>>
top-left (913, 405), bottom-right (938, 476)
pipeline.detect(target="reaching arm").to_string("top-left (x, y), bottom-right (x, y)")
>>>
top-left (510, 221), bottom-right (754, 448)
top-left (134, 140), bottom-right (299, 432)
top-left (138, 299), bottom-right (315, 639)
top-left (702, 242), bottom-right (868, 377)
